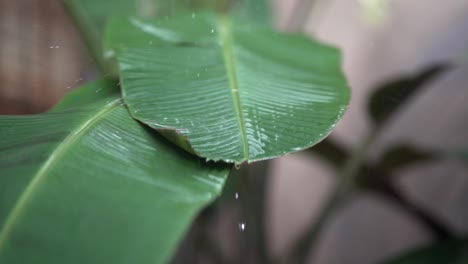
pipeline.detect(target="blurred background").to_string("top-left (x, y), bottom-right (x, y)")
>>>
top-left (1, 0), bottom-right (467, 263)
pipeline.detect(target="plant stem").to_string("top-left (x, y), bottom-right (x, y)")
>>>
top-left (283, 130), bottom-right (378, 264)
top-left (373, 178), bottom-right (455, 240)
top-left (281, 187), bottom-right (343, 264)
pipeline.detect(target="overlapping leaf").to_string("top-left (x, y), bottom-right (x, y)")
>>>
top-left (106, 12), bottom-right (351, 163)
top-left (63, 0), bottom-right (269, 73)
top-left (0, 80), bottom-right (230, 264)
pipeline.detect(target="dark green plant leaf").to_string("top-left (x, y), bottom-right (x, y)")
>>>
top-left (107, 12), bottom-right (351, 163)
top-left (307, 138), bottom-right (349, 168)
top-left (0, 80), bottom-right (230, 264)
top-left (376, 144), bottom-right (437, 172)
top-left (381, 239), bottom-right (468, 264)
top-left (450, 150), bottom-right (468, 163)
top-left (368, 64), bottom-right (449, 126)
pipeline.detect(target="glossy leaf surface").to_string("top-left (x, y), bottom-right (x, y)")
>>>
top-left (382, 239), bottom-right (468, 264)
top-left (0, 80), bottom-right (230, 264)
top-left (108, 12), bottom-right (351, 163)
top-left (64, 0), bottom-right (268, 71)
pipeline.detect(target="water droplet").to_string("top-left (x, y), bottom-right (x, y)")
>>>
top-left (235, 192), bottom-right (239, 199)
top-left (210, 29), bottom-right (214, 33)
top-left (191, 13), bottom-right (196, 19)
top-left (66, 86), bottom-right (71, 89)
top-left (196, 73), bottom-right (200, 77)
top-left (238, 222), bottom-right (246, 232)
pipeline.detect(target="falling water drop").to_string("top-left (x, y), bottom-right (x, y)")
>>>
top-left (210, 29), bottom-right (214, 33)
top-left (238, 222), bottom-right (246, 232)
top-left (235, 192), bottom-right (239, 199)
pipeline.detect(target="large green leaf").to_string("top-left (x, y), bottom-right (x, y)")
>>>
top-left (381, 239), bottom-right (468, 264)
top-left (107, 12), bottom-right (351, 163)
top-left (63, 0), bottom-right (268, 72)
top-left (63, 0), bottom-right (192, 72)
top-left (0, 80), bottom-right (230, 264)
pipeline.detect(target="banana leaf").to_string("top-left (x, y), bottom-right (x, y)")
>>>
top-left (106, 12), bottom-right (351, 163)
top-left (63, 0), bottom-right (270, 72)
top-left (0, 80), bottom-right (230, 264)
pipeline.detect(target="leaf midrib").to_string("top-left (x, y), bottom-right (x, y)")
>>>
top-left (0, 99), bottom-right (121, 250)
top-left (218, 15), bottom-right (249, 162)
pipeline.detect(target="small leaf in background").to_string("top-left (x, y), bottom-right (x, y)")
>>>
top-left (108, 12), bottom-right (351, 163)
top-left (0, 80), bottom-right (230, 264)
top-left (447, 149), bottom-right (468, 165)
top-left (458, 150), bottom-right (468, 162)
top-left (307, 138), bottom-right (350, 168)
top-left (375, 144), bottom-right (437, 172)
top-left (381, 239), bottom-right (468, 264)
top-left (368, 64), bottom-right (449, 126)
